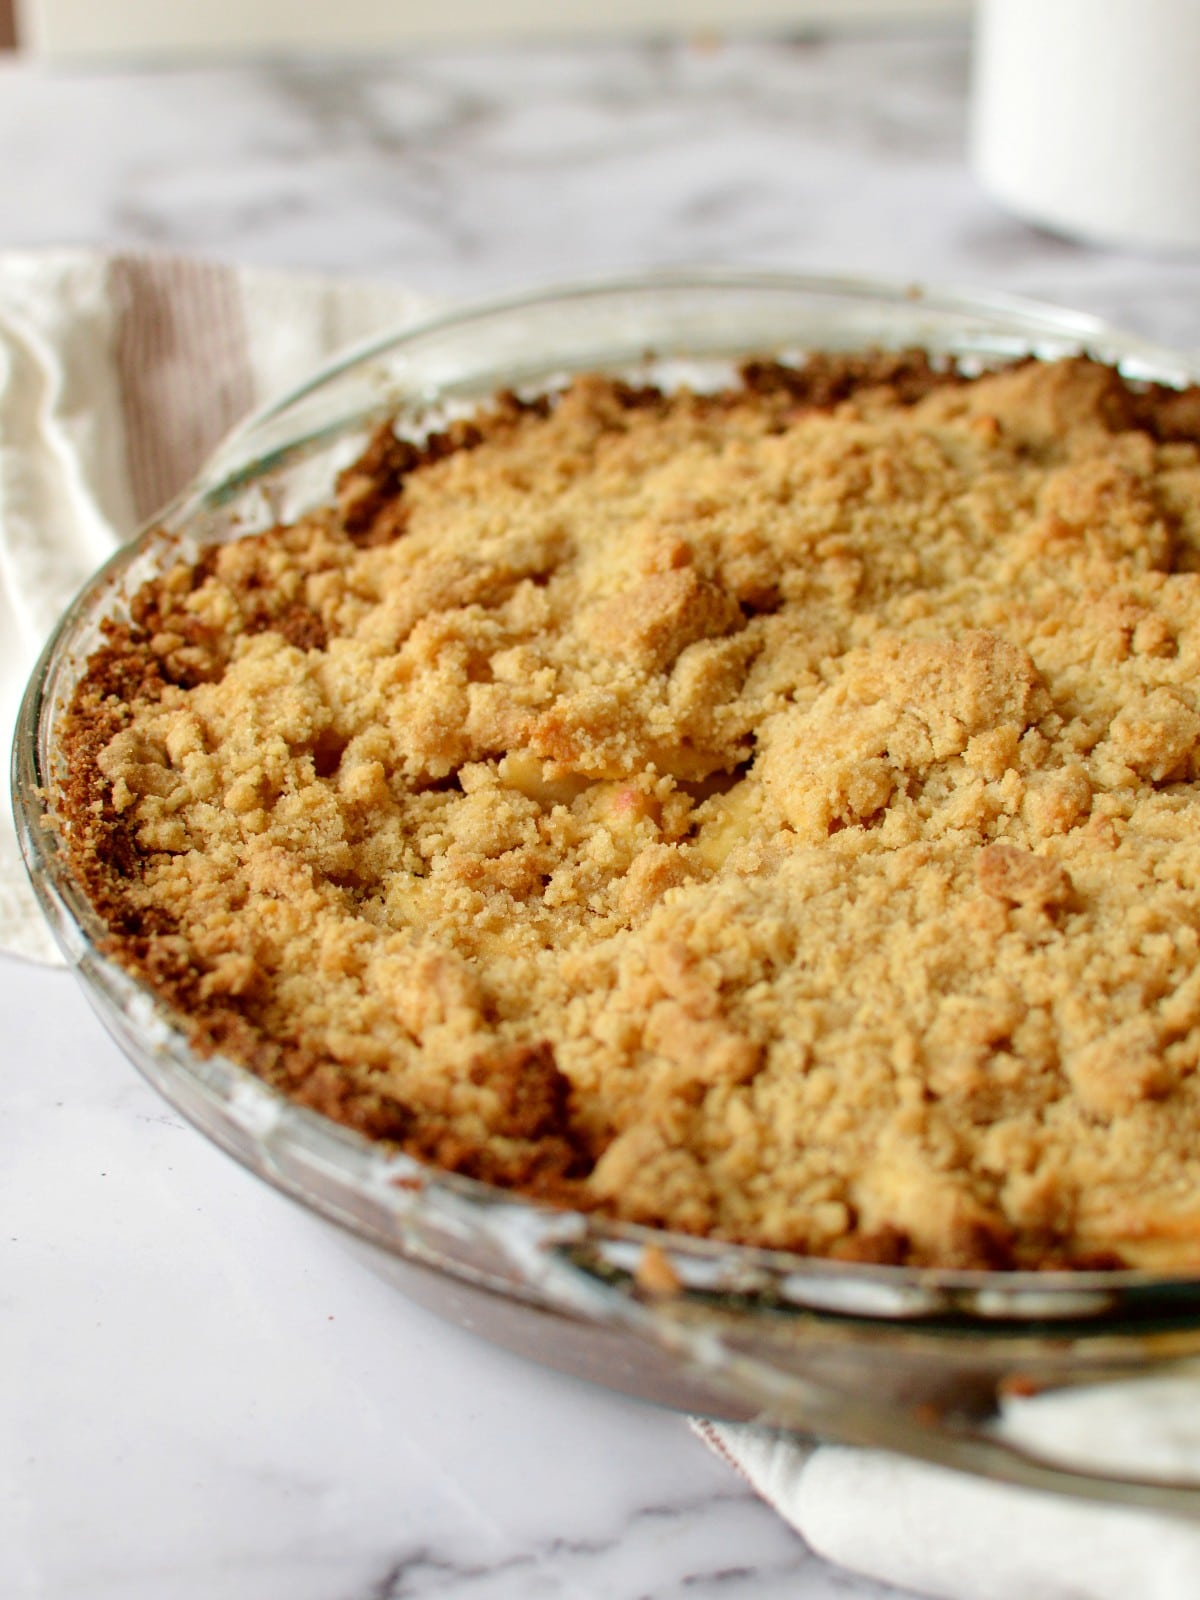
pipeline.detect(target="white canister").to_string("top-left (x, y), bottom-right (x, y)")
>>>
top-left (970, 0), bottom-right (1200, 251)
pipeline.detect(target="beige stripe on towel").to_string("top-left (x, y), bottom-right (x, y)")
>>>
top-left (108, 255), bottom-right (256, 524)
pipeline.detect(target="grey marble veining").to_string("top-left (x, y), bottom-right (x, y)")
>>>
top-left (4, 28), bottom-right (1200, 1600)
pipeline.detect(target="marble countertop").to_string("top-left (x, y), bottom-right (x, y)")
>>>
top-left (4, 27), bottom-right (1200, 1600)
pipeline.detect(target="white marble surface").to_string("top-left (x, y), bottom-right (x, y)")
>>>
top-left (4, 27), bottom-right (1200, 1600)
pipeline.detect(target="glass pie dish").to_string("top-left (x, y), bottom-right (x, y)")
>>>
top-left (15, 270), bottom-right (1200, 1516)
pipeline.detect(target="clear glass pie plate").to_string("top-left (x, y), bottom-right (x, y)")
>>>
top-left (15, 270), bottom-right (1200, 1516)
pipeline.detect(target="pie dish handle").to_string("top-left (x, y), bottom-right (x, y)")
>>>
top-left (506, 1227), bottom-right (1200, 1520)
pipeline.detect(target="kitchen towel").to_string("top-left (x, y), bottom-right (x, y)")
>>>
top-left (695, 1405), bottom-right (1200, 1600)
top-left (0, 248), bottom-right (430, 963)
top-left (6, 249), bottom-right (1200, 1600)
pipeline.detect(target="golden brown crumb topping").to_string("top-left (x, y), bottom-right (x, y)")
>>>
top-left (57, 351), bottom-right (1200, 1269)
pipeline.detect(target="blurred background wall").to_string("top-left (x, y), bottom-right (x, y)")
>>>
top-left (8, 0), bottom-right (965, 57)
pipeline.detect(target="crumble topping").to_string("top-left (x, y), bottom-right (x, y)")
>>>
top-left (57, 351), bottom-right (1200, 1269)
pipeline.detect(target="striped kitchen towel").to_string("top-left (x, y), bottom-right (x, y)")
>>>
top-left (694, 1375), bottom-right (1200, 1600)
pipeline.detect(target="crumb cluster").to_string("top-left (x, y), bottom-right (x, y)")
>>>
top-left (58, 351), bottom-right (1200, 1269)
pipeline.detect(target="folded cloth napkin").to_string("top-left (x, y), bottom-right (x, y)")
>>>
top-left (7, 250), bottom-right (1200, 1600)
top-left (0, 248), bottom-right (431, 963)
